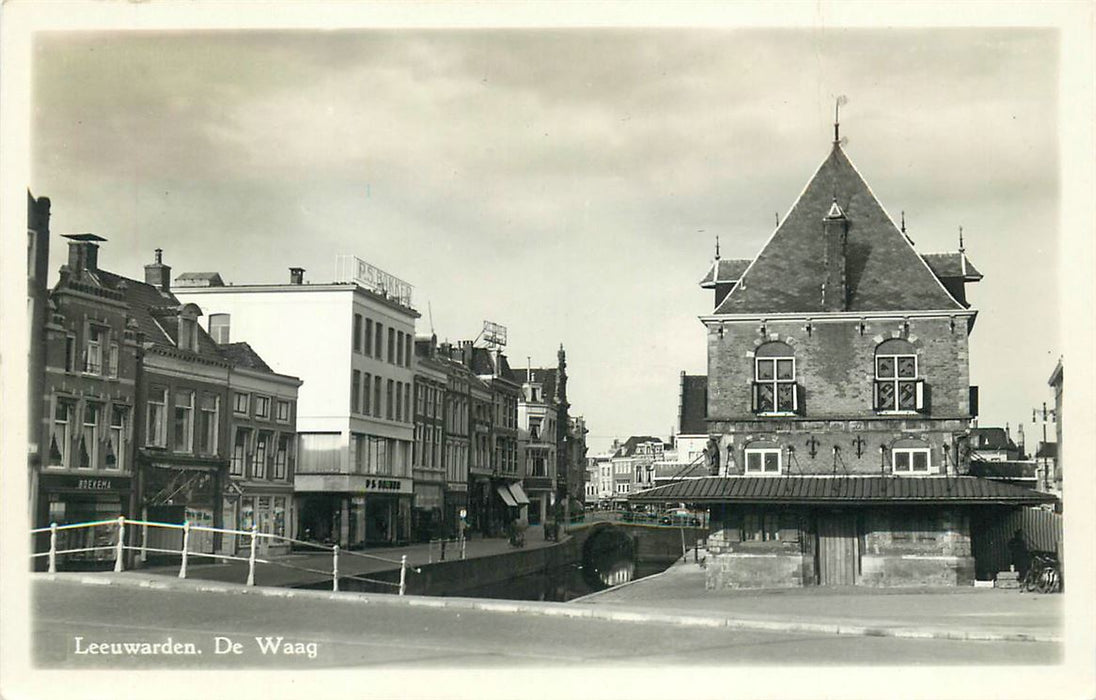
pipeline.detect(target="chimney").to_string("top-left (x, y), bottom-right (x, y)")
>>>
top-left (61, 233), bottom-right (106, 276)
top-left (144, 248), bottom-right (171, 293)
top-left (821, 199), bottom-right (848, 311)
top-left (289, 267), bottom-right (305, 285)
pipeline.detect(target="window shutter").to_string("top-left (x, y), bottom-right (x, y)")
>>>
top-left (873, 381), bottom-right (880, 411)
top-left (792, 384), bottom-right (800, 413)
top-left (751, 382), bottom-right (759, 413)
top-left (915, 380), bottom-right (926, 412)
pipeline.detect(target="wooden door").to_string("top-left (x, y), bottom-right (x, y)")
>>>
top-left (817, 513), bottom-right (858, 585)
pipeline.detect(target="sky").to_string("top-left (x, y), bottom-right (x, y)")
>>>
top-left (31, 27), bottom-right (1060, 454)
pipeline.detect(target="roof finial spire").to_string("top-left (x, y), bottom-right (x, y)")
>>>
top-left (833, 95), bottom-right (847, 145)
top-left (959, 225), bottom-right (965, 253)
top-left (714, 235), bottom-right (720, 260)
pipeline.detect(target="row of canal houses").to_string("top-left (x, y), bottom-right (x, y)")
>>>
top-left (28, 192), bottom-right (585, 567)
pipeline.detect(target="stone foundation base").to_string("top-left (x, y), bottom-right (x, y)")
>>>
top-left (706, 552), bottom-right (813, 589)
top-left (859, 555), bottom-right (975, 587)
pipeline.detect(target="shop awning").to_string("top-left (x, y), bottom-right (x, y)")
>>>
top-left (496, 485), bottom-right (519, 507)
top-left (627, 476), bottom-right (1059, 506)
top-left (508, 482), bottom-right (531, 505)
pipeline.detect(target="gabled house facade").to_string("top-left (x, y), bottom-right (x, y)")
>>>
top-left (518, 366), bottom-right (559, 525)
top-left (412, 336), bottom-right (449, 540)
top-left (631, 132), bottom-right (1053, 588)
top-left (33, 231), bottom-right (143, 568)
top-left (221, 342), bottom-right (302, 556)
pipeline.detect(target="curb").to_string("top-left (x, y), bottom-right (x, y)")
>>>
top-left (35, 572), bottom-right (1061, 644)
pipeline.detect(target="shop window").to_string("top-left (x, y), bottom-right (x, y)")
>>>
top-left (49, 399), bottom-right (74, 468)
top-left (253, 432), bottom-right (269, 479)
top-left (146, 388), bottom-right (167, 447)
top-left (744, 447), bottom-right (782, 475)
top-left (106, 405), bottom-right (128, 471)
top-left (231, 428), bottom-right (249, 476)
top-left (893, 447), bottom-right (931, 474)
top-left (875, 339), bottom-right (924, 412)
top-left (752, 342), bottom-right (798, 414)
top-left (276, 399), bottom-right (291, 423)
top-left (79, 402), bottom-right (101, 469)
top-left (240, 497), bottom-right (254, 531)
top-left (84, 325), bottom-right (104, 374)
top-left (273, 497), bottom-right (286, 538)
top-left (173, 391), bottom-right (194, 453)
top-left (233, 392), bottom-right (249, 415)
top-left (254, 395), bottom-right (270, 419)
top-left (273, 434), bottom-right (290, 479)
top-left (197, 394), bottom-right (219, 455)
top-left (742, 512), bottom-right (781, 542)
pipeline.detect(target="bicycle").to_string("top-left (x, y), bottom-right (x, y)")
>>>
top-left (1020, 551), bottom-right (1061, 594)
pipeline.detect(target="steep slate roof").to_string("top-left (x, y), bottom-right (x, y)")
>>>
top-left (679, 374), bottom-right (707, 435)
top-left (921, 253), bottom-right (982, 280)
top-left (522, 367), bottom-right (558, 402)
top-left (1035, 442), bottom-right (1058, 460)
top-left (613, 436), bottom-right (664, 459)
top-left (699, 259), bottom-right (751, 287)
top-left (95, 269), bottom-right (225, 360)
top-left (628, 476), bottom-right (1056, 505)
top-left (714, 145), bottom-right (965, 314)
top-left (970, 427), bottom-right (1018, 452)
top-left (220, 342), bottom-right (274, 373)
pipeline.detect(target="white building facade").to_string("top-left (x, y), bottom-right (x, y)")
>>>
top-left (174, 262), bottom-right (419, 548)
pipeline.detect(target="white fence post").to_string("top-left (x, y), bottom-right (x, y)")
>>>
top-left (179, 521), bottom-right (191, 579)
top-left (332, 545), bottom-right (339, 592)
top-left (140, 520), bottom-right (149, 564)
top-left (48, 523), bottom-right (57, 573)
top-left (399, 554), bottom-right (408, 596)
top-left (247, 524), bottom-right (258, 586)
top-left (114, 516), bottom-right (126, 572)
top-left (460, 535), bottom-right (466, 561)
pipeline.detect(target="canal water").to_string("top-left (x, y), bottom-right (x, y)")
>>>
top-left (447, 559), bottom-right (673, 602)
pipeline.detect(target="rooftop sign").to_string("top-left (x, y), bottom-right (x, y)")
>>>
top-left (335, 255), bottom-right (413, 307)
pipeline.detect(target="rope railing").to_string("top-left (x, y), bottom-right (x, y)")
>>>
top-left (30, 516), bottom-right (419, 594)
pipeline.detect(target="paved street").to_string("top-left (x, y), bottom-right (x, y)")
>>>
top-left (33, 577), bottom-right (1059, 668)
top-left (579, 559), bottom-right (1063, 640)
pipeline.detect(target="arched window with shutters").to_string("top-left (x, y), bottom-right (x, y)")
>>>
top-left (874, 339), bottom-right (925, 412)
top-left (752, 341), bottom-right (798, 414)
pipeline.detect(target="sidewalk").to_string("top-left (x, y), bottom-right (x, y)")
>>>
top-left (136, 524), bottom-right (560, 588)
top-left (574, 557), bottom-right (1063, 642)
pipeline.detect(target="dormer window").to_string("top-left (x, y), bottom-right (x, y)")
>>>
top-left (177, 304), bottom-right (202, 352)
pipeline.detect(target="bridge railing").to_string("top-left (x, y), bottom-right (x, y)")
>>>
top-left (30, 517), bottom-right (420, 595)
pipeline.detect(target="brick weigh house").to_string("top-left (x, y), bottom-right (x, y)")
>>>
top-left (629, 126), bottom-right (1055, 588)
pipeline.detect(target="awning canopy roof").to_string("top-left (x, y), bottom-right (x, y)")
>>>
top-left (627, 476), bottom-right (1057, 506)
top-left (496, 485), bottom-right (518, 507)
top-left (508, 482), bottom-right (531, 505)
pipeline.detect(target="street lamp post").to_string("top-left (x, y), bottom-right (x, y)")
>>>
top-left (1033, 402), bottom-right (1056, 492)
